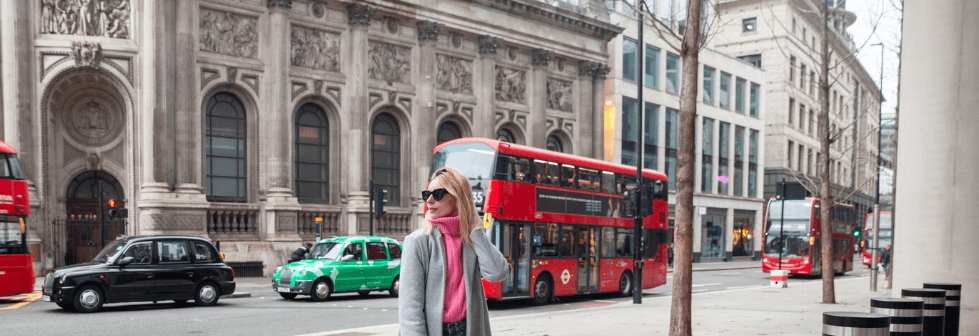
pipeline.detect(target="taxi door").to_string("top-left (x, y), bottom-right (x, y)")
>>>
top-left (363, 241), bottom-right (390, 288)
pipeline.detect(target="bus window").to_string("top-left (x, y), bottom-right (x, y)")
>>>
top-left (618, 174), bottom-right (637, 195)
top-left (578, 168), bottom-right (600, 191)
top-left (533, 223), bottom-right (559, 257)
top-left (559, 225), bottom-right (576, 257)
top-left (533, 160), bottom-right (548, 184)
top-left (654, 180), bottom-right (669, 201)
top-left (600, 227), bottom-right (615, 258)
top-left (601, 171), bottom-right (616, 193)
top-left (495, 155), bottom-right (512, 181)
top-left (544, 162), bottom-right (561, 186)
top-left (511, 158), bottom-right (532, 182)
top-left (561, 164), bottom-right (576, 188)
top-left (616, 228), bottom-right (634, 258)
top-left (0, 155), bottom-right (10, 178)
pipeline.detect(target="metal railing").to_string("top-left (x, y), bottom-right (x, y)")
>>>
top-left (52, 218), bottom-right (128, 267)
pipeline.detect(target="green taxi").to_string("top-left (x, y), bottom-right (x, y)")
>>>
top-left (272, 236), bottom-right (402, 301)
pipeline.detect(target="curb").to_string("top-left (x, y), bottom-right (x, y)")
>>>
top-left (223, 292), bottom-right (252, 299)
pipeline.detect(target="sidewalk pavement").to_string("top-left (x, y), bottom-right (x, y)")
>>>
top-left (315, 274), bottom-right (891, 336)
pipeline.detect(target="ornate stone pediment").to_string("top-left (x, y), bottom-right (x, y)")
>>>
top-left (70, 42), bottom-right (102, 67)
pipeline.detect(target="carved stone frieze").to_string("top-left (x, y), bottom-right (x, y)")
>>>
top-left (62, 96), bottom-right (125, 146)
top-left (70, 41), bottom-right (102, 67)
top-left (200, 9), bottom-right (259, 59)
top-left (276, 214), bottom-right (298, 232)
top-left (436, 55), bottom-right (473, 95)
top-left (531, 49), bottom-right (552, 67)
top-left (368, 42), bottom-right (411, 85)
top-left (495, 67), bottom-right (526, 104)
top-left (346, 4), bottom-right (376, 27)
top-left (105, 140), bottom-right (124, 165)
top-left (41, 0), bottom-right (131, 38)
top-left (416, 21), bottom-right (443, 42)
top-left (63, 140), bottom-right (84, 164)
top-left (546, 78), bottom-right (574, 112)
top-left (478, 35), bottom-right (501, 55)
top-left (267, 0), bottom-right (292, 10)
top-left (146, 214), bottom-right (204, 231)
top-left (291, 26), bottom-right (341, 72)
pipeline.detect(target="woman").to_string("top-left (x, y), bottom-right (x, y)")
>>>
top-left (399, 167), bottom-right (509, 336)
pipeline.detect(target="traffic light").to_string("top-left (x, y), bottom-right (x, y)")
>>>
top-left (107, 199), bottom-right (119, 219)
top-left (623, 189), bottom-right (637, 218)
top-left (640, 183), bottom-right (655, 217)
top-left (373, 187), bottom-right (388, 219)
top-left (853, 229), bottom-right (860, 238)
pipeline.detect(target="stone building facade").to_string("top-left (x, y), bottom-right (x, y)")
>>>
top-left (1, 0), bottom-right (621, 275)
top-left (712, 0), bottom-right (881, 223)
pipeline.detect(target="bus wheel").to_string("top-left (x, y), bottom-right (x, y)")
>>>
top-left (619, 272), bottom-right (633, 297)
top-left (532, 275), bottom-right (553, 306)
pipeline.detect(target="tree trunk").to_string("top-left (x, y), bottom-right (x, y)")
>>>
top-left (819, 0), bottom-right (836, 304)
top-left (670, 1), bottom-right (702, 335)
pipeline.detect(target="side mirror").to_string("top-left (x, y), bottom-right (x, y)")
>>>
top-left (340, 255), bottom-right (354, 262)
top-left (117, 256), bottom-right (134, 266)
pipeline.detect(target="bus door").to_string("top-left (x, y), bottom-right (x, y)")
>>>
top-left (501, 222), bottom-right (531, 298)
top-left (576, 227), bottom-right (599, 293)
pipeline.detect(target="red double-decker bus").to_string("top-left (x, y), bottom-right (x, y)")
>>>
top-left (761, 197), bottom-right (855, 275)
top-left (431, 138), bottom-right (670, 305)
top-left (862, 211), bottom-right (891, 267)
top-left (0, 140), bottom-right (34, 297)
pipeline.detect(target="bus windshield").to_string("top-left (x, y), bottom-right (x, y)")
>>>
top-left (308, 242), bottom-right (343, 260)
top-left (431, 143), bottom-right (497, 183)
top-left (0, 221), bottom-right (25, 254)
top-left (764, 233), bottom-right (810, 258)
top-left (0, 154), bottom-right (26, 180)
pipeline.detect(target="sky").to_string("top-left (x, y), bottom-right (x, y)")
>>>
top-left (847, 0), bottom-right (903, 123)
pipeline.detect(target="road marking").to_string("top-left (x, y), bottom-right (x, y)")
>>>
top-left (691, 289), bottom-right (709, 293)
top-left (726, 285), bottom-right (763, 290)
top-left (1, 291), bottom-right (42, 310)
top-left (691, 283), bottom-right (721, 287)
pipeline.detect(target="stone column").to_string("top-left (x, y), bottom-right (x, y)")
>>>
top-left (264, 0), bottom-right (294, 201)
top-left (174, 0), bottom-right (203, 196)
top-left (725, 207), bottom-right (735, 261)
top-left (343, 4), bottom-right (375, 235)
top-left (476, 36), bottom-right (501, 139)
top-left (592, 64), bottom-right (610, 160)
top-left (529, 49), bottom-right (551, 149)
top-left (140, 0), bottom-right (168, 195)
top-left (0, 0), bottom-right (31, 167)
top-left (576, 61), bottom-right (595, 157)
top-left (414, 21), bottom-right (442, 207)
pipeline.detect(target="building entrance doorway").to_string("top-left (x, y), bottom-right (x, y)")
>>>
top-left (57, 170), bottom-right (127, 265)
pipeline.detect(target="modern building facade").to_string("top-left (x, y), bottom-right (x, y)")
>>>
top-left (607, 2), bottom-right (767, 262)
top-left (894, 0), bottom-right (978, 328)
top-left (0, 0), bottom-right (622, 274)
top-left (712, 0), bottom-right (881, 226)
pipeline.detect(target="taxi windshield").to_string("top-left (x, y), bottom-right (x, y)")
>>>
top-left (307, 242), bottom-right (343, 260)
top-left (92, 240), bottom-right (127, 263)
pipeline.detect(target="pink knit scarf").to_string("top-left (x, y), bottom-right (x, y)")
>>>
top-left (430, 216), bottom-right (466, 322)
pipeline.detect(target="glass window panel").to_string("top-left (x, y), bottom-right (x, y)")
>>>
top-left (297, 144), bottom-right (323, 163)
top-left (210, 137), bottom-right (238, 157)
top-left (750, 82), bottom-right (760, 117)
top-left (719, 72), bottom-right (731, 109)
top-left (211, 177), bottom-right (239, 197)
top-left (211, 157), bottom-right (240, 177)
top-left (645, 45), bottom-right (659, 88)
top-left (703, 66), bottom-right (715, 104)
top-left (735, 78), bottom-right (746, 113)
top-left (666, 53), bottom-right (679, 94)
top-left (623, 38), bottom-right (637, 81)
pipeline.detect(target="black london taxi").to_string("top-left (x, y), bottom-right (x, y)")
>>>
top-left (42, 235), bottom-right (236, 313)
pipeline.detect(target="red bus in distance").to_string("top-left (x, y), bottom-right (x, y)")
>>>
top-left (431, 138), bottom-right (670, 305)
top-left (862, 211), bottom-right (891, 268)
top-left (0, 139), bottom-right (34, 297)
top-left (762, 197), bottom-right (855, 275)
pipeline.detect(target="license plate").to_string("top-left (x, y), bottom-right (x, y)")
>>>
top-left (43, 296), bottom-right (51, 302)
top-left (277, 287), bottom-right (290, 293)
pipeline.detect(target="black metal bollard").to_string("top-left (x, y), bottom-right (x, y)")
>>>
top-left (871, 297), bottom-right (924, 336)
top-left (923, 283), bottom-right (961, 336)
top-left (901, 288), bottom-right (945, 336)
top-left (822, 311), bottom-right (890, 336)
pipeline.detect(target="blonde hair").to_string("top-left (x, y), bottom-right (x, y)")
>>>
top-left (426, 166), bottom-right (480, 247)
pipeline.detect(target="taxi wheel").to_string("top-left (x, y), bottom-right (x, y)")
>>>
top-left (389, 276), bottom-right (400, 297)
top-left (310, 279), bottom-right (332, 302)
top-left (619, 272), bottom-right (633, 297)
top-left (73, 285), bottom-right (104, 313)
top-left (279, 293), bottom-right (297, 300)
top-left (532, 275), bottom-right (553, 306)
top-left (194, 282), bottom-right (221, 306)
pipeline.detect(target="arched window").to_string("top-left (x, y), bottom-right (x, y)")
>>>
top-left (546, 135), bottom-right (564, 153)
top-left (205, 92), bottom-right (247, 202)
top-left (497, 128), bottom-right (516, 143)
top-left (296, 103), bottom-right (330, 203)
top-left (437, 121), bottom-right (462, 145)
top-left (371, 113), bottom-right (400, 206)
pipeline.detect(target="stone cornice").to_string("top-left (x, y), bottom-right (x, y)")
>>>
top-left (346, 3), bottom-right (377, 27)
top-left (471, 0), bottom-right (623, 42)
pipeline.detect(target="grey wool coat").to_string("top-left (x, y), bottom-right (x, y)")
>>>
top-left (398, 226), bottom-right (509, 336)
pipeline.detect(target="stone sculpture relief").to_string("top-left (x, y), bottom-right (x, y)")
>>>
top-left (291, 26), bottom-right (340, 72)
top-left (495, 67), bottom-right (526, 104)
top-left (436, 55), bottom-right (473, 95)
top-left (200, 9), bottom-right (259, 59)
top-left (547, 78), bottom-right (574, 112)
top-left (368, 42), bottom-right (411, 85)
top-left (41, 0), bottom-right (130, 38)
top-left (64, 97), bottom-right (124, 146)
top-left (70, 41), bottom-right (102, 67)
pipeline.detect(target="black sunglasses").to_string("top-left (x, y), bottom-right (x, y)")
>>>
top-left (421, 188), bottom-right (450, 201)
